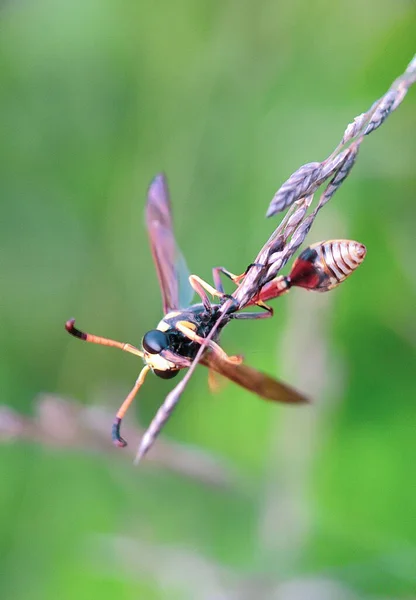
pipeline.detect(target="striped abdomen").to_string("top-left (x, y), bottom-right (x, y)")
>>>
top-left (289, 239), bottom-right (366, 292)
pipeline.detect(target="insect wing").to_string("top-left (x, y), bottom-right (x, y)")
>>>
top-left (176, 247), bottom-right (195, 310)
top-left (201, 352), bottom-right (308, 404)
top-left (146, 174), bottom-right (193, 313)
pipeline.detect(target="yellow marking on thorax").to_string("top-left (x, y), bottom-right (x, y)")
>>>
top-left (156, 320), bottom-right (170, 332)
top-left (176, 320), bottom-right (197, 331)
top-left (165, 310), bottom-right (181, 319)
top-left (158, 311), bottom-right (189, 333)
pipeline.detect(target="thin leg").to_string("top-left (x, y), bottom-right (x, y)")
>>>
top-left (188, 275), bottom-right (211, 311)
top-left (189, 275), bottom-right (229, 312)
top-left (212, 263), bottom-right (265, 293)
top-left (230, 301), bottom-right (274, 320)
top-left (230, 310), bottom-right (273, 320)
top-left (112, 365), bottom-right (150, 447)
top-left (65, 319), bottom-right (143, 358)
top-left (175, 321), bottom-right (242, 364)
top-left (212, 266), bottom-right (242, 293)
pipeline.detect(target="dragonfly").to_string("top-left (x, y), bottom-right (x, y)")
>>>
top-left (66, 174), bottom-right (366, 462)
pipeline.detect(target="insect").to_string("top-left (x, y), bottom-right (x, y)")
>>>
top-left (65, 174), bottom-right (366, 462)
top-left (246, 239), bottom-right (367, 304)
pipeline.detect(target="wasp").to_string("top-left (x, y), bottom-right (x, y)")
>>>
top-left (66, 174), bottom-right (366, 462)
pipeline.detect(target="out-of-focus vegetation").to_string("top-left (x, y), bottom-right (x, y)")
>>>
top-left (0, 1), bottom-right (415, 598)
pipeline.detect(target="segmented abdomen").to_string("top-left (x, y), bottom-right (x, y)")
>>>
top-left (308, 240), bottom-right (366, 291)
top-left (288, 239), bottom-right (366, 292)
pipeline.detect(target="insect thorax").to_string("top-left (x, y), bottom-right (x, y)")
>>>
top-left (157, 303), bottom-right (223, 360)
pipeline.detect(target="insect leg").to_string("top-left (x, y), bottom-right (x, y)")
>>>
top-left (65, 319), bottom-right (144, 358)
top-left (188, 274), bottom-right (234, 312)
top-left (175, 321), bottom-right (242, 364)
top-left (188, 275), bottom-right (216, 311)
top-left (212, 263), bottom-right (265, 293)
top-left (212, 266), bottom-right (242, 293)
top-left (112, 365), bottom-right (151, 447)
top-left (230, 301), bottom-right (274, 320)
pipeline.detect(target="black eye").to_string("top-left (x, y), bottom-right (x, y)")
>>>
top-left (142, 329), bottom-right (169, 354)
top-left (154, 369), bottom-right (179, 380)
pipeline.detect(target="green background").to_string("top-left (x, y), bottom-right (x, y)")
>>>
top-left (1, 1), bottom-right (415, 598)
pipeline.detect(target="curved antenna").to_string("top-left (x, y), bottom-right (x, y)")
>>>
top-left (65, 319), bottom-right (143, 358)
top-left (65, 319), bottom-right (147, 447)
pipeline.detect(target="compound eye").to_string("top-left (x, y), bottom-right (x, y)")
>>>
top-left (142, 329), bottom-right (169, 354)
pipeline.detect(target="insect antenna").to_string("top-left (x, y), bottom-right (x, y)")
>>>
top-left (65, 319), bottom-right (148, 447)
top-left (65, 319), bottom-right (144, 358)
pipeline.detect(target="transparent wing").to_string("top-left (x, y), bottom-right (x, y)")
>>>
top-left (200, 352), bottom-right (308, 404)
top-left (176, 248), bottom-right (195, 310)
top-left (146, 174), bottom-right (193, 313)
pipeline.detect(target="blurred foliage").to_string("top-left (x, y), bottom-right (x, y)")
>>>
top-left (0, 1), bottom-right (415, 598)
